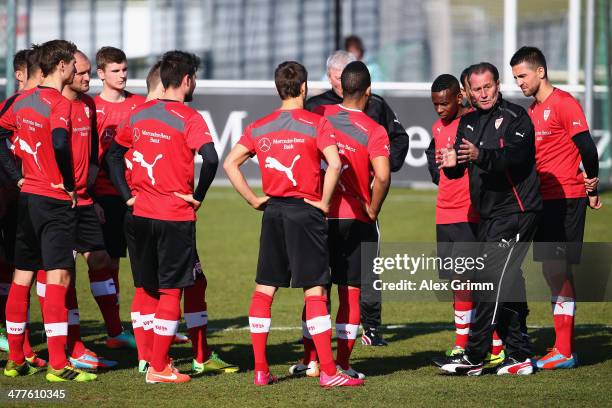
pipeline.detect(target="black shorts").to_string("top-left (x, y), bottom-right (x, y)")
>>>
top-left (436, 222), bottom-right (479, 279)
top-left (94, 195), bottom-right (127, 258)
top-left (533, 198), bottom-right (587, 264)
top-left (0, 188), bottom-right (19, 262)
top-left (130, 215), bottom-right (196, 290)
top-left (124, 209), bottom-right (140, 287)
top-left (14, 193), bottom-right (76, 271)
top-left (328, 219), bottom-right (379, 286)
top-left (75, 205), bottom-right (106, 254)
top-left (256, 197), bottom-right (330, 288)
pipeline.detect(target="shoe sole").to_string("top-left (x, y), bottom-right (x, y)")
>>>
top-left (145, 378), bottom-right (191, 384)
top-left (45, 374), bottom-right (97, 382)
top-left (4, 368), bottom-right (38, 377)
top-left (538, 361), bottom-right (576, 370)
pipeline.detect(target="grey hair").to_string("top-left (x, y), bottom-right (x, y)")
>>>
top-left (326, 50), bottom-right (356, 73)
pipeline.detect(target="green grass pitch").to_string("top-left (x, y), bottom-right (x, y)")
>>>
top-left (1, 187), bottom-right (610, 407)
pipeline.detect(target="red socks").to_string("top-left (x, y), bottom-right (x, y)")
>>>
top-left (5, 283), bottom-right (30, 364)
top-left (248, 291), bottom-right (273, 372)
top-left (301, 304), bottom-right (317, 364)
top-left (453, 289), bottom-right (472, 349)
top-left (184, 274), bottom-right (209, 363)
top-left (335, 287), bottom-right (360, 370)
top-left (89, 267), bottom-right (122, 337)
top-left (131, 287), bottom-right (145, 361)
top-left (150, 288), bottom-right (182, 372)
top-left (491, 331), bottom-right (504, 355)
top-left (66, 282), bottom-right (86, 358)
top-left (44, 284), bottom-right (68, 370)
top-left (552, 279), bottom-right (576, 357)
top-left (305, 295), bottom-right (336, 376)
top-left (140, 289), bottom-right (159, 362)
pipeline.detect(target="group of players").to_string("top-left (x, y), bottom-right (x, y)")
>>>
top-left (427, 47), bottom-right (600, 375)
top-left (0, 38), bottom-right (601, 387)
top-left (0, 40), bottom-right (237, 384)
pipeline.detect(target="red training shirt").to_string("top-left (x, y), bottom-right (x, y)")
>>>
top-left (94, 92), bottom-right (146, 196)
top-left (70, 94), bottom-right (97, 206)
top-left (321, 104), bottom-right (390, 223)
top-left (0, 86), bottom-right (73, 201)
top-left (238, 109), bottom-right (337, 201)
top-left (115, 99), bottom-right (213, 222)
top-left (432, 116), bottom-right (479, 224)
top-left (528, 88), bottom-right (590, 200)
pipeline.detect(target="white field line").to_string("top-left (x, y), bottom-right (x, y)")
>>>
top-left (206, 323), bottom-right (611, 333)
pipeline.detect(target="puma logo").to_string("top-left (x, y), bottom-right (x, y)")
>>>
top-left (18, 139), bottom-right (42, 170)
top-left (264, 155), bottom-right (301, 186)
top-left (133, 151), bottom-right (163, 185)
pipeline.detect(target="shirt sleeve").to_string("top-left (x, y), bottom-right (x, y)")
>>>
top-left (114, 117), bottom-right (133, 148)
top-left (237, 125), bottom-right (256, 154)
top-left (368, 125), bottom-right (390, 159)
top-left (0, 102), bottom-right (16, 131)
top-left (557, 95), bottom-right (589, 138)
top-left (185, 112), bottom-right (214, 151)
top-left (316, 117), bottom-right (337, 152)
top-left (50, 96), bottom-right (71, 132)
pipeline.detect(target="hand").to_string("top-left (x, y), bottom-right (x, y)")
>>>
top-left (436, 146), bottom-right (457, 169)
top-left (304, 198), bottom-right (329, 215)
top-left (249, 196), bottom-right (269, 211)
top-left (365, 202), bottom-right (378, 221)
top-left (94, 202), bottom-right (106, 224)
top-left (174, 192), bottom-right (202, 211)
top-left (582, 171), bottom-right (599, 193)
top-left (588, 194), bottom-right (602, 210)
top-left (17, 178), bottom-right (24, 189)
top-left (51, 183), bottom-right (77, 208)
top-left (457, 138), bottom-right (479, 163)
top-left (126, 197), bottom-right (136, 207)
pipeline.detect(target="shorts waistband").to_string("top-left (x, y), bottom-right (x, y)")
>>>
top-left (267, 197), bottom-right (308, 205)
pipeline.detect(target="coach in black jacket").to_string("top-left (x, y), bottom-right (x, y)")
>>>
top-left (305, 50), bottom-right (409, 346)
top-left (436, 62), bottom-right (542, 375)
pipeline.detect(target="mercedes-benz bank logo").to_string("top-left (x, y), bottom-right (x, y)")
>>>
top-left (258, 137), bottom-right (271, 152)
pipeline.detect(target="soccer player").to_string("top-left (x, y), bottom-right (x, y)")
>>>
top-left (318, 61), bottom-right (390, 378)
top-left (60, 50), bottom-right (119, 370)
top-left (0, 49), bottom-right (31, 353)
top-left (0, 46), bottom-right (49, 367)
top-left (123, 61), bottom-right (164, 373)
top-left (106, 50), bottom-right (219, 384)
top-left (425, 74), bottom-right (505, 367)
top-left (93, 47), bottom-right (145, 348)
top-left (510, 46), bottom-right (601, 369)
top-left (225, 61), bottom-right (363, 387)
top-left (435, 62), bottom-right (542, 376)
top-left (0, 39), bottom-right (96, 382)
top-left (306, 50), bottom-right (409, 346)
